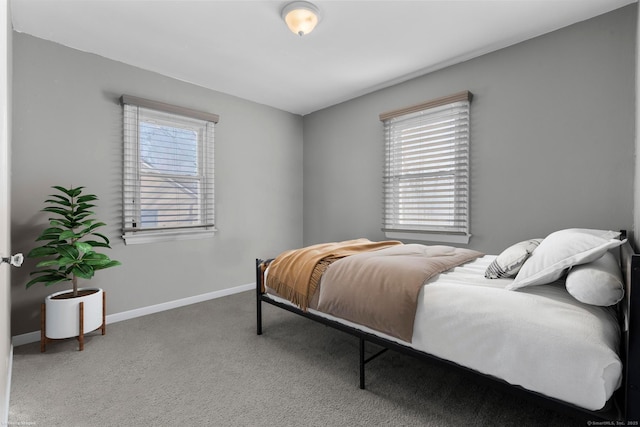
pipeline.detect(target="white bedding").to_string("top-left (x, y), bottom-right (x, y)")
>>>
top-left (265, 255), bottom-right (622, 411)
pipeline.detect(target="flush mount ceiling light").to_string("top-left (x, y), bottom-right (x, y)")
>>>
top-left (281, 1), bottom-right (321, 36)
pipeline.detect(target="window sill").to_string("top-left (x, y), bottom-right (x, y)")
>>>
top-left (384, 231), bottom-right (471, 245)
top-left (123, 228), bottom-right (216, 245)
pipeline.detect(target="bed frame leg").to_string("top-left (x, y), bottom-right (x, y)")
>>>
top-left (256, 258), bottom-right (263, 336)
top-left (257, 299), bottom-right (262, 335)
top-left (359, 337), bottom-right (366, 389)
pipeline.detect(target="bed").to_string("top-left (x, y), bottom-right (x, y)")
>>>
top-left (255, 229), bottom-right (640, 422)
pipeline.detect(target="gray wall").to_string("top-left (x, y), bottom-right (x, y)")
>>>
top-left (303, 5), bottom-right (636, 254)
top-left (10, 33), bottom-right (304, 335)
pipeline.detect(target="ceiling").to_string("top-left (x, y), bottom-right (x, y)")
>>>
top-left (10, 0), bottom-right (636, 116)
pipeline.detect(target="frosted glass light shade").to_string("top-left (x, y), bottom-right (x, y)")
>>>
top-left (282, 1), bottom-right (320, 36)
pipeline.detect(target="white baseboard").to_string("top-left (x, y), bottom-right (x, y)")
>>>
top-left (12, 283), bottom-right (255, 347)
top-left (11, 331), bottom-right (38, 348)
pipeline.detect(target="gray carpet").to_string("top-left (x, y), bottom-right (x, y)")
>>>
top-left (9, 291), bottom-right (583, 426)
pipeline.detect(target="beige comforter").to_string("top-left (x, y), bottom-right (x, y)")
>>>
top-left (317, 244), bottom-right (483, 342)
top-left (266, 238), bottom-right (402, 310)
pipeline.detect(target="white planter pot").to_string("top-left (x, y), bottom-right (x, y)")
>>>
top-left (45, 287), bottom-right (104, 339)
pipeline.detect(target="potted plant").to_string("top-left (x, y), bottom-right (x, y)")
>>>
top-left (27, 185), bottom-right (121, 351)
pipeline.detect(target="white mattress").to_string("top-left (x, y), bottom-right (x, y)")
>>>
top-left (265, 255), bottom-right (622, 411)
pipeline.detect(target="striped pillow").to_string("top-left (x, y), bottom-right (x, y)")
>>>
top-left (485, 239), bottom-right (542, 279)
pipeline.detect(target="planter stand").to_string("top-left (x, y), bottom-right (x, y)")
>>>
top-left (40, 291), bottom-right (106, 352)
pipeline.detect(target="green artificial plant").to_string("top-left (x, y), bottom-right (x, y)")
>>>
top-left (27, 186), bottom-right (121, 297)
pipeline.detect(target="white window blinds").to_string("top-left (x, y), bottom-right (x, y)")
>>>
top-left (380, 91), bottom-right (472, 241)
top-left (121, 95), bottom-right (218, 244)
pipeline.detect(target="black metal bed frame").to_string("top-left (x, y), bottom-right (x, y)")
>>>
top-left (255, 232), bottom-right (640, 423)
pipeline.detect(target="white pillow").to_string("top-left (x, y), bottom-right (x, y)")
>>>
top-left (507, 228), bottom-right (624, 290)
top-left (485, 239), bottom-right (542, 279)
top-left (565, 251), bottom-right (624, 306)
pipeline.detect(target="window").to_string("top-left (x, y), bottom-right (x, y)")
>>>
top-left (379, 91), bottom-right (472, 244)
top-left (121, 95), bottom-right (218, 245)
